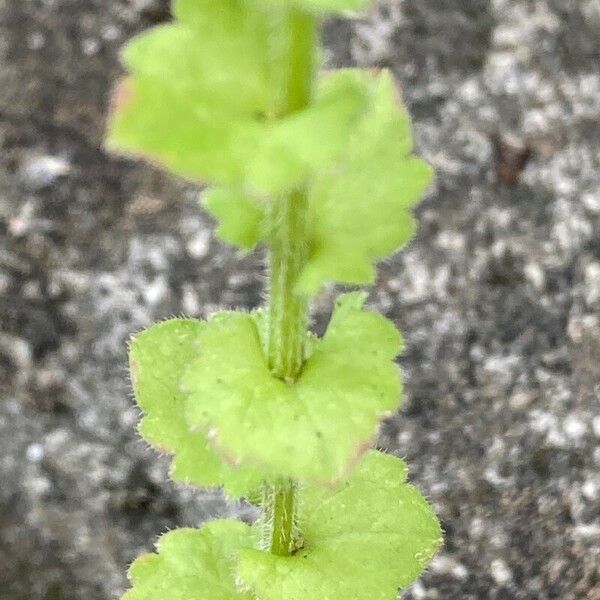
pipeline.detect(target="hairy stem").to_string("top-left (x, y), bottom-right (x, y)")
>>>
top-left (262, 480), bottom-right (298, 556)
top-left (267, 189), bottom-right (309, 381)
top-left (262, 8), bottom-right (316, 557)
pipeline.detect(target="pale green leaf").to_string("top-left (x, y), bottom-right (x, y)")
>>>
top-left (107, 75), bottom-right (263, 185)
top-left (123, 520), bottom-right (256, 600)
top-left (183, 293), bottom-right (402, 483)
top-left (107, 0), bottom-right (272, 184)
top-left (130, 319), bottom-right (263, 498)
top-left (200, 71), bottom-right (370, 250)
top-left (200, 71), bottom-right (433, 294)
top-left (297, 70), bottom-right (434, 293)
top-left (247, 70), bottom-right (369, 194)
top-left (107, 4), bottom-right (369, 194)
top-left (237, 451), bottom-right (443, 600)
top-left (121, 22), bottom-right (269, 115)
top-left (203, 187), bottom-right (265, 250)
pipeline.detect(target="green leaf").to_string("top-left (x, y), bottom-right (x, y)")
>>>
top-left (247, 69), bottom-right (369, 194)
top-left (237, 451), bottom-right (442, 600)
top-left (183, 293), bottom-right (402, 483)
top-left (107, 77), bottom-right (260, 185)
top-left (106, 1), bottom-right (270, 185)
top-left (107, 0), bottom-right (272, 184)
top-left (200, 71), bottom-right (370, 249)
top-left (201, 71), bottom-right (433, 293)
top-left (123, 520), bottom-right (256, 600)
top-left (107, 4), bottom-right (369, 194)
top-left (203, 187), bottom-right (265, 250)
top-left (130, 319), bottom-right (263, 498)
top-left (297, 70), bottom-right (434, 293)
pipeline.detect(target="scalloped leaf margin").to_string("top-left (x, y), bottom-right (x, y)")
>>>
top-left (129, 318), bottom-right (263, 498)
top-left (182, 293), bottom-right (403, 484)
top-left (123, 520), bottom-right (256, 600)
top-left (106, 0), bottom-right (370, 195)
top-left (237, 451), bottom-right (443, 600)
top-left (204, 70), bottom-right (433, 293)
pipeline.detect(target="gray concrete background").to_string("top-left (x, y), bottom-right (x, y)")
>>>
top-left (0, 0), bottom-right (599, 598)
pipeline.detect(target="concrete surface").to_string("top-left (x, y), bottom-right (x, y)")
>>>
top-left (0, 1), bottom-right (599, 598)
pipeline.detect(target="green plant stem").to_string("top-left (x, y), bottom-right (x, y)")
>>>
top-left (263, 7), bottom-right (316, 557)
top-left (262, 480), bottom-right (298, 556)
top-left (283, 8), bottom-right (317, 114)
top-left (267, 189), bottom-right (309, 381)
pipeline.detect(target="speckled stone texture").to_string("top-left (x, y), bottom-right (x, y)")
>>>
top-left (0, 1), bottom-right (598, 599)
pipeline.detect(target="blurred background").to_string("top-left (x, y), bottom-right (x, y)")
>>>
top-left (1, 0), bottom-right (599, 598)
